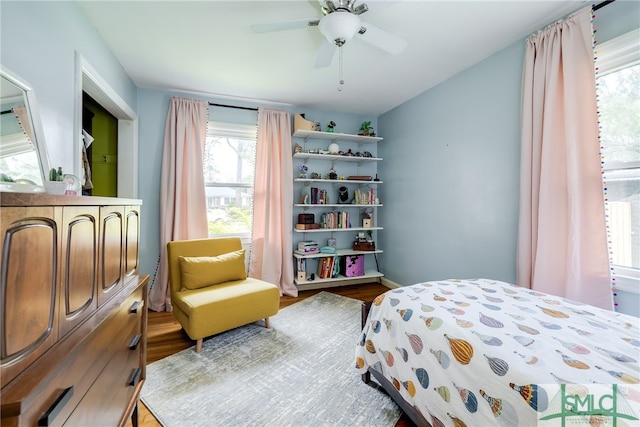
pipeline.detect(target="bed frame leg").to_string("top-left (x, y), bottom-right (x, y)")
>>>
top-left (360, 301), bottom-right (373, 384)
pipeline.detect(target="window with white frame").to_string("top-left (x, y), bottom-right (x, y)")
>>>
top-left (203, 121), bottom-right (257, 239)
top-left (596, 28), bottom-right (640, 293)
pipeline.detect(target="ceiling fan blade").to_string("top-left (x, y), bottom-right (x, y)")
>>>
top-left (315, 39), bottom-right (337, 68)
top-left (357, 22), bottom-right (407, 54)
top-left (251, 18), bottom-right (319, 33)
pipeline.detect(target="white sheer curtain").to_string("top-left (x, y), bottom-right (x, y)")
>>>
top-left (249, 108), bottom-right (297, 296)
top-left (148, 97), bottom-right (209, 312)
top-left (517, 7), bottom-right (612, 310)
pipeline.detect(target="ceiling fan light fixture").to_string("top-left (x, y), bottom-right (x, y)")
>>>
top-left (353, 4), bottom-right (368, 15)
top-left (321, 1), bottom-right (336, 15)
top-left (318, 11), bottom-right (361, 46)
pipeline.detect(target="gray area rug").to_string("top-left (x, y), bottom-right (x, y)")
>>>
top-left (141, 291), bottom-right (401, 427)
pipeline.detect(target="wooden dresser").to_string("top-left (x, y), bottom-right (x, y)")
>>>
top-left (0, 193), bottom-right (148, 427)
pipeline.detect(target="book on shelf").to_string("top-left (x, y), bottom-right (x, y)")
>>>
top-left (298, 240), bottom-right (319, 249)
top-left (353, 188), bottom-right (376, 205)
top-left (295, 223), bottom-right (320, 230)
top-left (310, 187), bottom-right (329, 205)
top-left (316, 256), bottom-right (341, 279)
top-left (295, 248), bottom-right (319, 255)
top-left (319, 211), bottom-right (350, 229)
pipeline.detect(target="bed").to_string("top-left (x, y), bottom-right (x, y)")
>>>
top-left (356, 278), bottom-right (640, 427)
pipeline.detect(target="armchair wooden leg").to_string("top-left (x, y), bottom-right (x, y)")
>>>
top-left (196, 338), bottom-right (203, 353)
top-left (264, 317), bottom-right (271, 329)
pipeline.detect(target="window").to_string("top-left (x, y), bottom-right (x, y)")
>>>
top-left (597, 29), bottom-right (640, 293)
top-left (203, 121), bottom-right (257, 239)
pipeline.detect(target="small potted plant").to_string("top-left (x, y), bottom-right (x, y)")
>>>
top-left (326, 121), bottom-right (336, 133)
top-left (359, 121), bottom-right (374, 136)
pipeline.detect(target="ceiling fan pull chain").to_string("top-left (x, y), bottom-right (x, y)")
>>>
top-left (338, 45), bottom-right (344, 91)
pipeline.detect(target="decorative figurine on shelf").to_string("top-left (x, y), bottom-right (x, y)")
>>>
top-left (294, 143), bottom-right (303, 154)
top-left (328, 142), bottom-right (339, 154)
top-left (327, 168), bottom-right (338, 180)
top-left (326, 121), bottom-right (336, 133)
top-left (358, 121), bottom-right (375, 136)
top-left (338, 186), bottom-right (349, 204)
top-left (298, 164), bottom-right (308, 178)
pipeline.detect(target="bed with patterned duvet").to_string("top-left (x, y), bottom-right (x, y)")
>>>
top-left (355, 278), bottom-right (640, 427)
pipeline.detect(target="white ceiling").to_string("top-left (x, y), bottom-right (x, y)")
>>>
top-left (77, 0), bottom-right (584, 116)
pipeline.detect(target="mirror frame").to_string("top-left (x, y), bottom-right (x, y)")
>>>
top-left (0, 65), bottom-right (51, 193)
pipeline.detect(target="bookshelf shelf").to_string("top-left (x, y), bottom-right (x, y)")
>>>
top-left (294, 248), bottom-right (383, 259)
top-left (293, 152), bottom-right (381, 164)
top-left (294, 204), bottom-right (382, 208)
top-left (292, 127), bottom-right (383, 288)
top-left (295, 271), bottom-right (385, 290)
top-left (293, 129), bottom-right (382, 145)
top-left (294, 226), bottom-right (383, 233)
top-left (294, 178), bottom-right (382, 185)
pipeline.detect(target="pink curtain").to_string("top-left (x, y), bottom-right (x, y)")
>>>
top-left (249, 108), bottom-right (297, 296)
top-left (148, 97), bottom-right (209, 311)
top-left (517, 7), bottom-right (612, 310)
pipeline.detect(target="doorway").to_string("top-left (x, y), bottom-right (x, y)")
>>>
top-left (83, 92), bottom-right (118, 197)
top-left (75, 52), bottom-right (139, 199)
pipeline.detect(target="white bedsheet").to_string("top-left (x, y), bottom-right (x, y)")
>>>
top-left (355, 279), bottom-right (640, 426)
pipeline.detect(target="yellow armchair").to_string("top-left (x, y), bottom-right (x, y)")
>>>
top-left (167, 237), bottom-right (280, 352)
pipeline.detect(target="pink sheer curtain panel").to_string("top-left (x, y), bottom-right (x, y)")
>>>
top-left (249, 108), bottom-right (296, 296)
top-left (517, 7), bottom-right (612, 310)
top-left (149, 97), bottom-right (209, 311)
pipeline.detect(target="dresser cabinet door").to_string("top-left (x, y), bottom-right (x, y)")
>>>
top-left (98, 206), bottom-right (124, 306)
top-left (59, 207), bottom-right (99, 337)
top-left (124, 206), bottom-right (140, 279)
top-left (0, 207), bottom-right (60, 386)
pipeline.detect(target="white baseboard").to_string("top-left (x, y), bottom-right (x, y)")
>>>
top-left (381, 277), bottom-right (401, 289)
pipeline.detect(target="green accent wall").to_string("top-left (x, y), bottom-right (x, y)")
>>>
top-left (85, 96), bottom-right (117, 197)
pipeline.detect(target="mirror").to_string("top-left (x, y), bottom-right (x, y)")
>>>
top-left (0, 66), bottom-right (50, 193)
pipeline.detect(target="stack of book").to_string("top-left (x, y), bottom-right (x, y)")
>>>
top-left (317, 256), bottom-right (340, 279)
top-left (295, 241), bottom-right (319, 255)
top-left (320, 211), bottom-right (350, 229)
top-left (353, 188), bottom-right (376, 204)
top-left (310, 187), bottom-right (328, 204)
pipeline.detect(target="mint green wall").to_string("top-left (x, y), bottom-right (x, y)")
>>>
top-left (0, 1), bottom-right (137, 175)
top-left (377, 1), bottom-right (640, 317)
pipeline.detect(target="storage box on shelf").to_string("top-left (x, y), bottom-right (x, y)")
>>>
top-left (292, 128), bottom-right (384, 290)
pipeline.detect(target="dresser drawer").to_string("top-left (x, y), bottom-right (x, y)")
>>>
top-left (61, 285), bottom-right (144, 426)
top-left (64, 321), bottom-right (143, 426)
top-left (1, 281), bottom-right (145, 426)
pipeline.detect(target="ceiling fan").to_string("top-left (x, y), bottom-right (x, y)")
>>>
top-left (251, 0), bottom-right (408, 68)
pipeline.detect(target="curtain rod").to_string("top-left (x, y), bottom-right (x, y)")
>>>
top-left (208, 102), bottom-right (258, 112)
top-left (593, 0), bottom-right (615, 11)
top-left (1, 109), bottom-right (12, 115)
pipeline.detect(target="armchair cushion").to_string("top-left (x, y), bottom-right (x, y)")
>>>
top-left (179, 249), bottom-right (247, 290)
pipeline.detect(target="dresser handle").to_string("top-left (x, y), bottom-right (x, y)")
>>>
top-left (129, 334), bottom-right (142, 350)
top-left (128, 367), bottom-right (141, 386)
top-left (129, 300), bottom-right (143, 314)
top-left (38, 386), bottom-right (74, 426)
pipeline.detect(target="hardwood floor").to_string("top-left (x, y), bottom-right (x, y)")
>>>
top-left (129, 283), bottom-right (414, 427)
